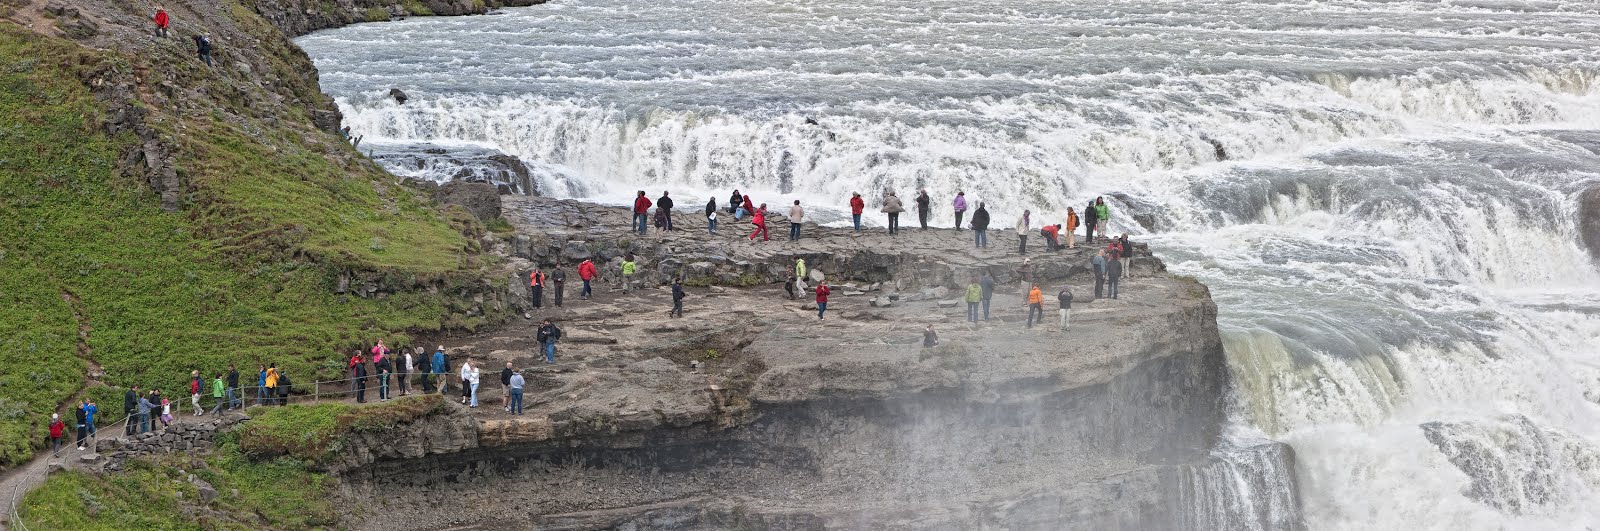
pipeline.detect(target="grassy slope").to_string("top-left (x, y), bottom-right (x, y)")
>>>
top-left (0, 19), bottom-right (487, 468)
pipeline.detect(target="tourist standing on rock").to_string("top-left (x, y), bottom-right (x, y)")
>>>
top-left (74, 400), bottom-right (88, 451)
top-left (419, 350), bottom-right (435, 393)
top-left (953, 192), bottom-right (967, 230)
top-left (508, 368), bottom-right (525, 416)
top-left (1107, 251), bottom-right (1123, 300)
top-left (1065, 208), bottom-right (1080, 249)
top-left (795, 258), bottom-right (807, 286)
top-left (671, 278), bottom-right (686, 318)
top-left (193, 34), bottom-right (213, 67)
top-left (47, 414), bottom-right (63, 454)
top-left (189, 370), bottom-right (204, 416)
top-left (971, 202), bottom-right (990, 248)
top-left (788, 200), bottom-right (804, 241)
top-left (657, 191), bottom-right (675, 231)
top-left (551, 263), bottom-right (567, 307)
top-left (979, 272), bottom-right (995, 320)
top-left (529, 266), bottom-right (547, 309)
top-left (1082, 199), bottom-right (1098, 244)
top-left (850, 192), bottom-right (865, 232)
top-left (1092, 250), bottom-right (1107, 299)
top-left (354, 358), bottom-right (369, 404)
top-left (1016, 210), bottom-right (1031, 255)
top-left (153, 6), bottom-right (169, 38)
top-left (748, 206), bottom-right (770, 241)
top-left (538, 319), bottom-right (561, 364)
top-left (123, 386), bottom-right (139, 436)
top-left (621, 253), bottom-right (639, 293)
top-left (728, 190), bottom-right (743, 215)
top-left (209, 373), bottom-right (226, 415)
top-left (815, 281), bottom-right (831, 320)
top-left (965, 277), bottom-right (982, 322)
top-left (915, 189), bottom-right (932, 230)
top-left (881, 191), bottom-right (905, 234)
top-left (1094, 197), bottom-right (1110, 242)
top-left (1058, 286), bottom-right (1074, 331)
top-left (632, 191), bottom-right (652, 235)
top-left (501, 362), bottom-right (515, 412)
top-left (1026, 284), bottom-right (1045, 328)
top-left (1106, 238), bottom-right (1125, 269)
top-left (923, 325), bottom-right (939, 348)
top-left (398, 349), bottom-right (412, 396)
top-left (706, 197), bottom-right (719, 234)
top-left (785, 270), bottom-right (797, 300)
top-left (462, 358), bottom-right (480, 408)
top-left (1118, 233), bottom-right (1134, 278)
top-left (578, 259), bottom-right (598, 300)
top-left (431, 348), bottom-right (448, 395)
top-left (226, 364), bottom-right (240, 410)
top-left (1016, 258), bottom-right (1034, 293)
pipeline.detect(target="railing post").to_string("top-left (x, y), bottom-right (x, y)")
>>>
top-left (314, 380), bottom-right (319, 402)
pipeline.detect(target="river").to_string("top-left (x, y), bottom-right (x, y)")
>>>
top-left (296, 0), bottom-right (1600, 527)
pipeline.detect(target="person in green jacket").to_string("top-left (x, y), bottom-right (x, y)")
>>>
top-left (965, 277), bottom-right (983, 322)
top-left (1093, 197), bottom-right (1110, 242)
top-left (208, 373), bottom-right (226, 415)
top-left (621, 253), bottom-right (638, 294)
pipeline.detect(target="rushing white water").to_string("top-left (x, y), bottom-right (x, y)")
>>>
top-left (298, 0), bottom-right (1600, 527)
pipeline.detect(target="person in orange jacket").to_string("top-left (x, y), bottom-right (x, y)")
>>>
top-left (529, 266), bottom-right (547, 308)
top-left (1065, 208), bottom-right (1080, 249)
top-left (578, 259), bottom-right (598, 300)
top-left (1025, 284), bottom-right (1044, 328)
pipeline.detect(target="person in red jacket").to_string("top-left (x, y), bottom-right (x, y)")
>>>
top-left (632, 191), bottom-right (652, 235)
top-left (153, 6), bottom-right (170, 38)
top-left (740, 196), bottom-right (755, 221)
top-left (748, 204), bottom-right (769, 241)
top-left (849, 192), bottom-right (865, 232)
top-left (47, 413), bottom-right (65, 454)
top-left (814, 280), bottom-right (831, 320)
top-left (578, 259), bottom-right (598, 300)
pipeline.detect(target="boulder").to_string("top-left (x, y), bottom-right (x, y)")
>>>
top-left (808, 270), bottom-right (825, 283)
top-left (937, 300), bottom-right (959, 308)
top-left (435, 181), bottom-right (502, 221)
top-left (389, 88), bottom-right (409, 104)
top-left (801, 302), bottom-right (818, 311)
top-left (870, 296), bottom-right (894, 308)
top-left (1581, 185), bottom-right (1600, 261)
top-left (191, 477), bottom-right (218, 503)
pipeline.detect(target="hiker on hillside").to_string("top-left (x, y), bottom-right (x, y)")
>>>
top-left (537, 319), bottom-right (561, 364)
top-left (1026, 284), bottom-right (1045, 329)
top-left (551, 262), bottom-right (567, 307)
top-left (47, 414), bottom-right (64, 454)
top-left (461, 358), bottom-right (479, 408)
top-left (1065, 208), bottom-right (1079, 249)
top-left (1015, 209), bottom-right (1031, 255)
top-left (354, 358), bottom-right (369, 403)
top-left (1118, 233), bottom-right (1134, 278)
top-left (953, 191), bottom-right (968, 230)
top-left (377, 352), bottom-right (392, 401)
top-left (501, 361), bottom-right (515, 412)
top-left (621, 253), bottom-right (639, 293)
top-left (508, 367), bottom-right (525, 416)
top-left (632, 191), bottom-right (652, 235)
top-left (728, 190), bottom-right (743, 215)
top-left (706, 197), bottom-right (719, 234)
top-left (1058, 286), bottom-right (1074, 331)
top-left (1107, 250), bottom-right (1123, 300)
top-left (915, 189), bottom-right (932, 230)
top-left (397, 348), bottom-right (412, 396)
top-left (277, 370), bottom-right (292, 405)
top-left (193, 34), bottom-right (213, 67)
top-left (965, 277), bottom-right (982, 322)
top-left (971, 202), bottom-right (990, 248)
top-left (788, 200), bottom-right (804, 241)
top-left (1082, 199), bottom-right (1098, 244)
top-left (153, 6), bottom-right (170, 38)
top-left (671, 278), bottom-right (685, 318)
top-left (74, 401), bottom-right (88, 451)
top-left (578, 259), bottom-right (598, 300)
top-left (226, 364), bottom-right (240, 409)
top-left (748, 205), bottom-right (769, 241)
top-left (1092, 249), bottom-right (1108, 299)
top-left (83, 399), bottom-right (97, 441)
top-left (814, 281), bottom-right (831, 320)
top-left (657, 191), bottom-right (675, 231)
top-left (529, 266), bottom-right (547, 309)
top-left (849, 192), bottom-right (865, 232)
top-left (189, 370), bottom-right (204, 416)
top-left (881, 191), bottom-right (905, 235)
top-left (123, 386), bottom-right (139, 436)
top-left (1094, 197), bottom-right (1111, 241)
top-left (265, 364), bottom-right (279, 406)
top-left (209, 373), bottom-right (225, 415)
top-left (979, 272), bottom-right (995, 320)
top-left (431, 346), bottom-right (448, 395)
top-left (923, 325), bottom-right (939, 348)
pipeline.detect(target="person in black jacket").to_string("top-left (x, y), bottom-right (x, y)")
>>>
top-left (500, 361), bottom-right (515, 412)
top-left (123, 386), bottom-right (139, 435)
top-left (193, 34), bottom-right (213, 66)
top-left (74, 401), bottom-right (88, 450)
top-left (727, 190), bottom-right (742, 214)
top-left (970, 202), bottom-right (991, 248)
top-left (551, 263), bottom-right (567, 307)
top-left (1058, 287), bottom-right (1074, 331)
top-left (418, 351), bottom-right (435, 393)
top-left (354, 362), bottom-right (368, 403)
top-left (225, 364), bottom-right (240, 409)
top-left (1107, 254), bottom-right (1123, 299)
top-left (1083, 199), bottom-right (1098, 243)
top-left (671, 278), bottom-right (686, 318)
top-left (915, 189), bottom-right (932, 230)
top-left (705, 198), bottom-right (719, 234)
top-left (657, 191), bottom-right (675, 231)
top-left (376, 355), bottom-right (392, 401)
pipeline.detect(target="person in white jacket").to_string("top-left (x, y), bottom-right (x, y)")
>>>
top-left (1016, 210), bottom-right (1031, 255)
top-left (460, 359), bottom-right (481, 407)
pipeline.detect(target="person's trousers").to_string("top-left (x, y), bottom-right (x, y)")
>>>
top-left (199, 51), bottom-right (212, 66)
top-left (622, 275), bottom-right (634, 293)
top-left (1018, 235), bottom-right (1027, 255)
top-left (51, 437), bottom-right (60, 454)
top-left (1067, 232), bottom-right (1076, 248)
top-left (749, 224), bottom-right (768, 241)
top-left (1120, 257), bottom-right (1131, 278)
top-left (1108, 278), bottom-right (1120, 299)
top-left (379, 374), bottom-right (389, 400)
top-left (817, 302), bottom-right (828, 319)
top-left (191, 394), bottom-right (202, 415)
top-left (1027, 303), bottom-right (1043, 327)
top-left (708, 217), bottom-right (718, 233)
top-left (470, 382), bottom-right (480, 407)
top-left (86, 421), bottom-right (95, 438)
top-left (1046, 236), bottom-right (1058, 251)
top-left (582, 279), bottom-right (592, 298)
top-left (1095, 275), bottom-right (1105, 299)
top-left (662, 210), bottom-right (673, 230)
top-left (125, 412), bottom-right (136, 436)
top-left (852, 214), bottom-right (861, 231)
top-left (356, 381), bottom-right (367, 403)
top-left (967, 302), bottom-right (978, 322)
top-left (735, 207), bottom-right (747, 220)
top-left (1085, 222), bottom-right (1095, 242)
top-left (887, 213), bottom-right (899, 234)
top-left (76, 424), bottom-right (87, 448)
top-left (789, 223), bottom-right (801, 240)
top-left (1059, 308), bottom-right (1071, 330)
top-left (918, 210), bottom-right (928, 229)
top-left (396, 370), bottom-right (409, 394)
top-left (634, 213), bottom-right (648, 234)
top-left (209, 396), bottom-right (224, 415)
top-left (510, 389), bottom-right (524, 415)
top-left (955, 211), bottom-right (964, 230)
top-left (257, 387), bottom-right (266, 407)
top-left (138, 413), bottom-right (149, 434)
top-left (975, 229), bottom-right (987, 248)
top-left (544, 342), bottom-right (557, 363)
top-left (226, 388), bottom-right (237, 409)
top-left (982, 298), bottom-right (991, 320)
top-left (531, 286), bottom-right (543, 308)
top-left (421, 372), bottom-right (435, 393)
top-left (672, 299), bottom-right (683, 317)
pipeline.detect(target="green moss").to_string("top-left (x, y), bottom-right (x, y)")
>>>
top-left (236, 394), bottom-right (445, 463)
top-left (402, 0), bottom-right (434, 16)
top-left (364, 7), bottom-right (391, 21)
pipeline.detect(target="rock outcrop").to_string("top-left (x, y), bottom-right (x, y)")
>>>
top-left (251, 0), bottom-right (551, 38)
top-left (94, 415), bottom-right (250, 471)
top-left (1580, 185), bottom-right (1600, 261)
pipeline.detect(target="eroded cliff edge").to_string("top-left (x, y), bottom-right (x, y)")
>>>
top-left (323, 196), bottom-right (1305, 530)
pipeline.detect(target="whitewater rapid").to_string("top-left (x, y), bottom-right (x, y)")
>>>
top-left (297, 0), bottom-right (1600, 528)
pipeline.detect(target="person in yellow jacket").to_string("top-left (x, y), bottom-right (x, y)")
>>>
top-left (264, 364), bottom-right (279, 406)
top-left (1065, 208), bottom-right (1080, 249)
top-left (1025, 284), bottom-right (1044, 328)
top-left (964, 278), bottom-right (983, 322)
